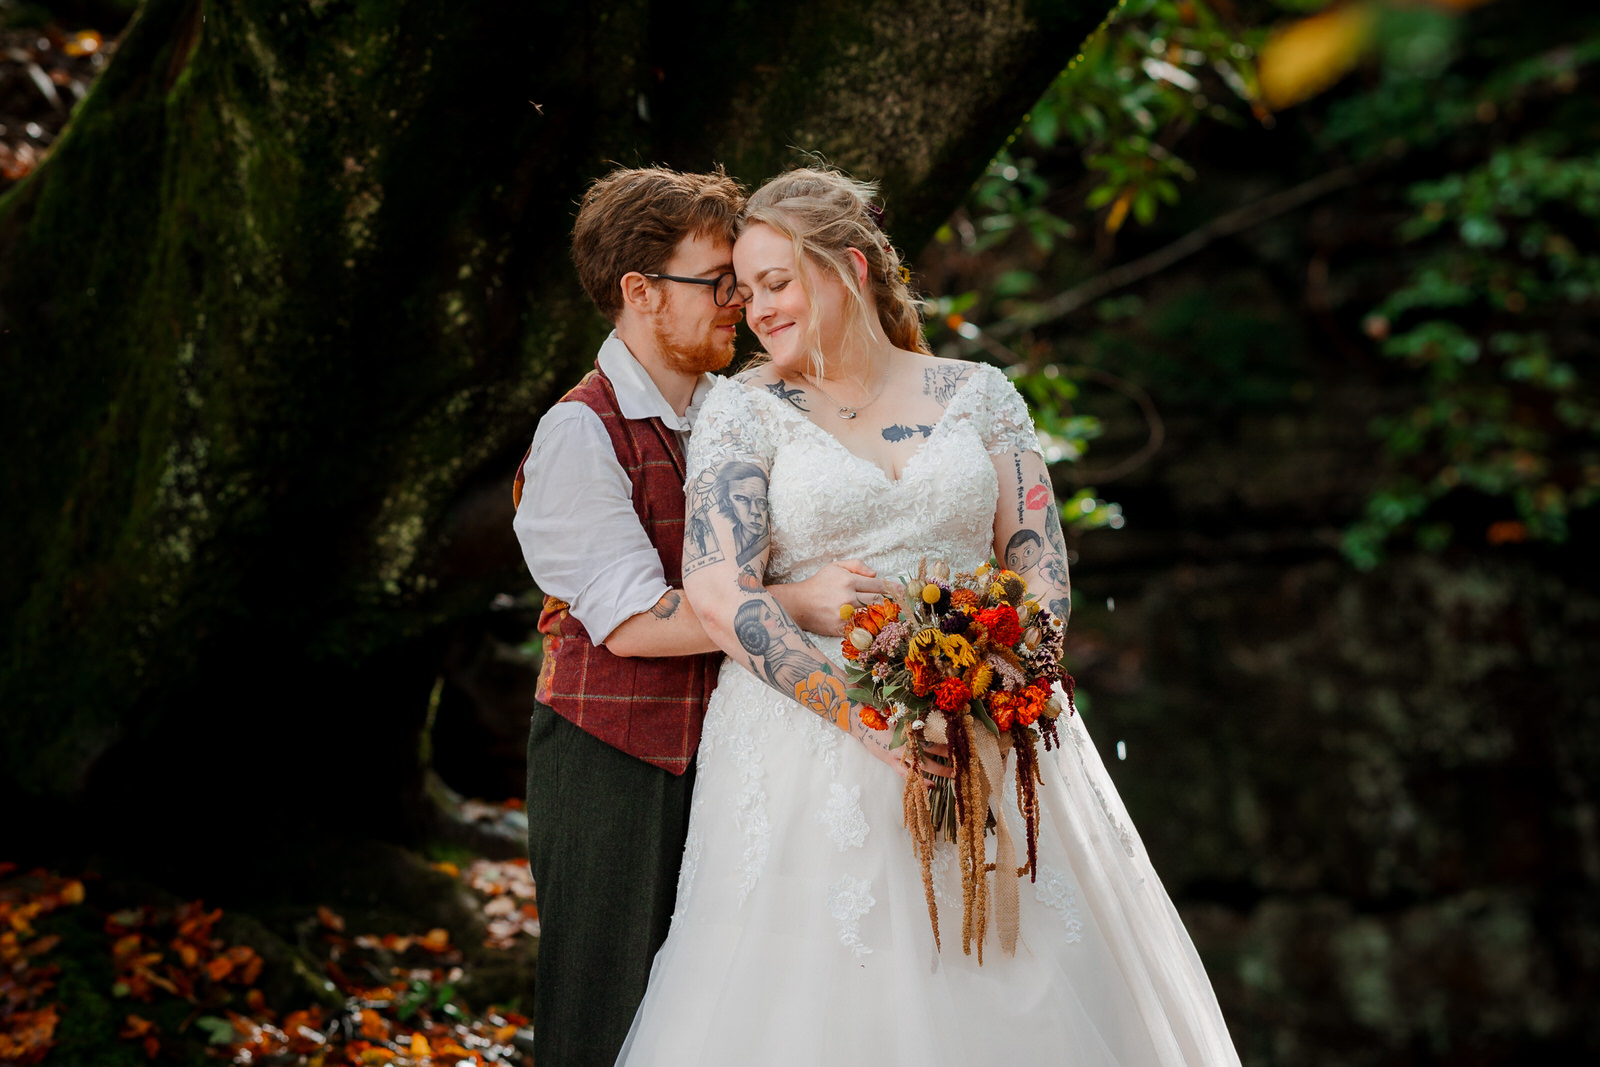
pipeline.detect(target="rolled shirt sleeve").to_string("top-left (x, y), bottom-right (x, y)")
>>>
top-left (512, 403), bottom-right (671, 645)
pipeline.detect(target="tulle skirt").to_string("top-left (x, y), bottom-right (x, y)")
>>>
top-left (616, 653), bottom-right (1242, 1067)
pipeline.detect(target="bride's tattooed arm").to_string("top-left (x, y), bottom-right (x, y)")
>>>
top-left (684, 459), bottom-right (856, 731)
top-left (684, 458), bottom-right (895, 749)
top-left (992, 452), bottom-right (1073, 626)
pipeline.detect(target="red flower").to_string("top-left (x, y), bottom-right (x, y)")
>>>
top-left (910, 660), bottom-right (941, 697)
top-left (1015, 685), bottom-right (1049, 727)
top-left (987, 690), bottom-right (1016, 731)
top-left (976, 605), bottom-right (1022, 647)
top-left (933, 677), bottom-right (972, 713)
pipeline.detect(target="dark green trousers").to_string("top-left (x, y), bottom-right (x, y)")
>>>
top-left (524, 701), bottom-right (695, 1067)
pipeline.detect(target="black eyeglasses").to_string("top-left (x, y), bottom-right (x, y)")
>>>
top-left (641, 271), bottom-right (741, 307)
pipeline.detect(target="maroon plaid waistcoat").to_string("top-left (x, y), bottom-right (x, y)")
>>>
top-left (513, 365), bottom-right (722, 774)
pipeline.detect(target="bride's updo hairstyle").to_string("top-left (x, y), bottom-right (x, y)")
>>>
top-left (738, 167), bottom-right (930, 372)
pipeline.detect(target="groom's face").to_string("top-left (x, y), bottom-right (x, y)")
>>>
top-left (651, 231), bottom-right (744, 375)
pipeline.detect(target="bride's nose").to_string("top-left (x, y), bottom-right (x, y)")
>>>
top-left (747, 290), bottom-right (773, 328)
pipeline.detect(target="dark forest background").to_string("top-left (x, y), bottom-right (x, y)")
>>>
top-left (2, 0), bottom-right (1596, 1063)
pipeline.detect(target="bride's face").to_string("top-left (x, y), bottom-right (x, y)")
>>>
top-left (734, 223), bottom-right (853, 375)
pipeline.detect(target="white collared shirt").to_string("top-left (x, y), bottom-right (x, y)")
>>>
top-left (513, 332), bottom-right (716, 645)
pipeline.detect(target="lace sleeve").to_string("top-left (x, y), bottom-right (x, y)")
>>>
top-left (977, 365), bottom-right (1043, 456)
top-left (686, 377), bottom-right (776, 481)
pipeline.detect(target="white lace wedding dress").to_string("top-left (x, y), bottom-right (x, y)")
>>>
top-left (616, 365), bottom-right (1241, 1066)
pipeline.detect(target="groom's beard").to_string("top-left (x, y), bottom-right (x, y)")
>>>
top-left (654, 293), bottom-right (739, 375)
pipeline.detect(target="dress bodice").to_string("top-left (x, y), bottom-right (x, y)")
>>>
top-left (686, 362), bottom-right (1040, 584)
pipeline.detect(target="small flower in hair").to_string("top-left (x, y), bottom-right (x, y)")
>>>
top-left (897, 265), bottom-right (911, 284)
top-left (867, 202), bottom-right (886, 230)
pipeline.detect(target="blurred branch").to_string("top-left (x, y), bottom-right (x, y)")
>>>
top-left (985, 159), bottom-right (1377, 340)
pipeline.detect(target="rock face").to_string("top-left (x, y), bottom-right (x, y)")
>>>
top-left (1059, 338), bottom-right (1600, 1060)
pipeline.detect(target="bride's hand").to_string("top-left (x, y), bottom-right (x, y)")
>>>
top-left (790, 559), bottom-right (887, 635)
top-left (858, 728), bottom-right (956, 782)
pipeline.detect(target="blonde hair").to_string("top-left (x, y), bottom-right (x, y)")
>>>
top-left (737, 167), bottom-right (929, 375)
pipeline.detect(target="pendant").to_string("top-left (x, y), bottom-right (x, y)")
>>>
top-left (837, 407), bottom-right (858, 419)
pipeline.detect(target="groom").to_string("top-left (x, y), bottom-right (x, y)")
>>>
top-left (512, 166), bottom-right (870, 1067)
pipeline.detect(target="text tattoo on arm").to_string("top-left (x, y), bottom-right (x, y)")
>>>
top-left (1013, 454), bottom-right (1026, 523)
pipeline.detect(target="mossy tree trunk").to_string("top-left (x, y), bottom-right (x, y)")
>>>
top-left (0, 0), bottom-right (1111, 850)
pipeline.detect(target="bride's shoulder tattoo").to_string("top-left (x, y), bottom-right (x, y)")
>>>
top-left (923, 362), bottom-right (973, 405)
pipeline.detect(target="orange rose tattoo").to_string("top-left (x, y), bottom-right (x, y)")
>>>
top-left (794, 670), bottom-right (851, 731)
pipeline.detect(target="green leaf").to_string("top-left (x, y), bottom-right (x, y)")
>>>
top-left (971, 699), bottom-right (1001, 737)
top-left (196, 1016), bottom-right (237, 1046)
top-left (890, 718), bottom-right (909, 749)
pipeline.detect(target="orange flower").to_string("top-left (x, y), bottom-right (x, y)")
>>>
top-left (976, 605), bottom-right (1022, 647)
top-left (950, 588), bottom-right (981, 612)
top-left (859, 705), bottom-right (888, 731)
top-left (933, 677), bottom-right (972, 713)
top-left (1015, 685), bottom-right (1049, 727)
top-left (910, 659), bottom-right (941, 696)
top-left (844, 600), bottom-right (902, 661)
top-left (988, 691), bottom-right (1016, 731)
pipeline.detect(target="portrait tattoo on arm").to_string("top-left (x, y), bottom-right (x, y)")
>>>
top-left (766, 380), bottom-right (809, 412)
top-left (682, 469), bottom-right (725, 576)
top-left (649, 590), bottom-right (682, 620)
top-left (712, 461), bottom-right (772, 566)
top-left (1005, 529), bottom-right (1044, 573)
top-left (732, 599), bottom-right (852, 731)
top-left (923, 364), bottom-right (973, 405)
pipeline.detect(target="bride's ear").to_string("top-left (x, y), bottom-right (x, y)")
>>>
top-left (845, 247), bottom-right (870, 288)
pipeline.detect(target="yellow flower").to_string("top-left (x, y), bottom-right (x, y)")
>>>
top-left (939, 633), bottom-right (977, 670)
top-left (967, 662), bottom-right (995, 697)
top-left (907, 628), bottom-right (942, 665)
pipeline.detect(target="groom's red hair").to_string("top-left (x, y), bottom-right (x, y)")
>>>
top-left (572, 165), bottom-right (746, 322)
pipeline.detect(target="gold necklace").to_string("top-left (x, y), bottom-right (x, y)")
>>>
top-left (803, 368), bottom-right (887, 420)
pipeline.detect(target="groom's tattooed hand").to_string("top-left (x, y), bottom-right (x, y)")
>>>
top-left (882, 423), bottom-right (935, 442)
top-left (923, 363), bottom-right (972, 405)
top-left (766, 380), bottom-right (809, 412)
top-left (649, 590), bottom-right (682, 620)
top-left (683, 469), bottom-right (725, 576)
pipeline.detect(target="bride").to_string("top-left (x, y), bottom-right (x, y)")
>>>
top-left (616, 167), bottom-right (1242, 1066)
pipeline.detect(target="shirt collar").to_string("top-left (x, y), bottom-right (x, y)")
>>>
top-left (596, 331), bottom-right (716, 433)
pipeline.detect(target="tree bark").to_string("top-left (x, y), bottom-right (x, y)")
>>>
top-left (0, 0), bottom-right (1111, 838)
